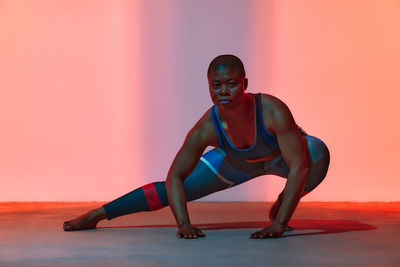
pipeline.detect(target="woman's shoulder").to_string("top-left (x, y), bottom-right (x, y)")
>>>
top-left (258, 93), bottom-right (289, 116)
top-left (188, 107), bottom-right (219, 148)
top-left (258, 93), bottom-right (294, 134)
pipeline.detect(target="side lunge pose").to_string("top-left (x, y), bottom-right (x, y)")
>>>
top-left (63, 55), bottom-right (330, 239)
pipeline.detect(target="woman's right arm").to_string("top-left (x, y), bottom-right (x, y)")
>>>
top-left (165, 110), bottom-right (216, 239)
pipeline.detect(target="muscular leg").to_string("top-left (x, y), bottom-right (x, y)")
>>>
top-left (63, 148), bottom-right (252, 231)
top-left (63, 136), bottom-right (329, 231)
top-left (269, 135), bottom-right (330, 224)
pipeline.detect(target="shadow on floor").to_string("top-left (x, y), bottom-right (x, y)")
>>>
top-left (98, 219), bottom-right (376, 237)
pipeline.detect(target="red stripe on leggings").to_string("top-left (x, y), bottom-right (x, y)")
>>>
top-left (141, 183), bottom-right (163, 211)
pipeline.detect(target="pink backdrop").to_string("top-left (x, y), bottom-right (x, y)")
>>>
top-left (0, 0), bottom-right (399, 201)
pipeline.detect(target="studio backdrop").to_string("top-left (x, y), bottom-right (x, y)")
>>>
top-left (0, 0), bottom-right (399, 201)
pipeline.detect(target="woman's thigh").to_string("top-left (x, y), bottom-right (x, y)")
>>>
top-left (262, 135), bottom-right (330, 191)
top-left (184, 136), bottom-right (330, 200)
top-left (303, 135), bottom-right (330, 191)
top-left (183, 148), bottom-right (261, 201)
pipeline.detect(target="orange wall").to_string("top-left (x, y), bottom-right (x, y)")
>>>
top-left (251, 0), bottom-right (400, 201)
top-left (0, 0), bottom-right (146, 201)
top-left (0, 0), bottom-right (399, 201)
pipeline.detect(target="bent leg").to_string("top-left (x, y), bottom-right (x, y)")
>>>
top-left (269, 135), bottom-right (330, 222)
top-left (303, 135), bottom-right (330, 193)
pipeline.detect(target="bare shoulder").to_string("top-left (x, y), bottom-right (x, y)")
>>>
top-left (260, 93), bottom-right (291, 114)
top-left (186, 108), bottom-right (219, 148)
top-left (259, 93), bottom-right (296, 134)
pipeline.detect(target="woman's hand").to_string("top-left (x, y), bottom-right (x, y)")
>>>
top-left (177, 224), bottom-right (206, 239)
top-left (250, 222), bottom-right (286, 239)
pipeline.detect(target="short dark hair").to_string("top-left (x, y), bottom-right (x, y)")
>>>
top-left (207, 54), bottom-right (246, 79)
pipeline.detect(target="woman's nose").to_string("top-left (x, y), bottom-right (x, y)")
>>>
top-left (220, 85), bottom-right (229, 95)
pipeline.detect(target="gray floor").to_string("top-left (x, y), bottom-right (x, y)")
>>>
top-left (0, 202), bottom-right (399, 266)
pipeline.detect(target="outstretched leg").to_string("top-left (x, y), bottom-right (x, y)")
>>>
top-left (268, 135), bottom-right (330, 226)
top-left (63, 182), bottom-right (169, 231)
top-left (63, 148), bottom-right (242, 231)
top-left (63, 207), bottom-right (107, 231)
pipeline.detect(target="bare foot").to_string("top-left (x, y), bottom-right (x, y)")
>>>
top-left (63, 207), bottom-right (107, 231)
top-left (269, 198), bottom-right (293, 232)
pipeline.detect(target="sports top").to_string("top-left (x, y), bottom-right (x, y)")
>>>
top-left (210, 93), bottom-right (306, 175)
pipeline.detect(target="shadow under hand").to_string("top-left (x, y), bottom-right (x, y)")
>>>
top-left (197, 220), bottom-right (377, 237)
top-left (98, 219), bottom-right (376, 237)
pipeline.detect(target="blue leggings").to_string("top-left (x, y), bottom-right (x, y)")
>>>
top-left (103, 135), bottom-right (330, 220)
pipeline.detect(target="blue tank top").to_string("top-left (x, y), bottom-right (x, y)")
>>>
top-left (210, 93), bottom-right (306, 175)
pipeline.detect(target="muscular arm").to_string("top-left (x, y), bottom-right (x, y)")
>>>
top-left (165, 110), bottom-right (217, 238)
top-left (251, 95), bottom-right (308, 238)
top-left (271, 102), bottom-right (308, 226)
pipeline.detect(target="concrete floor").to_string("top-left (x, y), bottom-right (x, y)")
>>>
top-left (0, 202), bottom-right (399, 267)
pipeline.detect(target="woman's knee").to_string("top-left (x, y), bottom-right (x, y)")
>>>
top-left (303, 136), bottom-right (330, 191)
top-left (306, 136), bottom-right (330, 165)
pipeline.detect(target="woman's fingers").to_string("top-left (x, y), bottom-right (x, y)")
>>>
top-left (250, 226), bottom-right (283, 239)
top-left (177, 226), bottom-right (205, 239)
